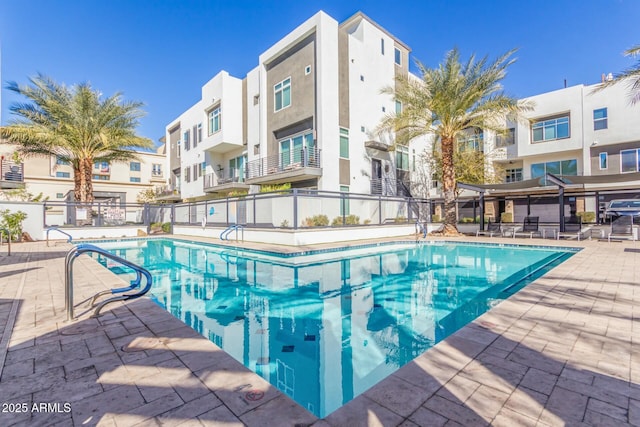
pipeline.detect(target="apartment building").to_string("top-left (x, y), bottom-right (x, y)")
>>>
top-left (0, 140), bottom-right (167, 204)
top-left (160, 11), bottom-right (429, 202)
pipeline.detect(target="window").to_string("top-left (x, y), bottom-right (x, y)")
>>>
top-left (279, 131), bottom-right (315, 168)
top-left (184, 167), bottom-right (191, 183)
top-left (92, 174), bottom-right (109, 180)
top-left (396, 145), bottom-right (409, 170)
top-left (394, 47), bottom-right (401, 65)
top-left (94, 161), bottom-right (109, 172)
top-left (183, 130), bottom-right (190, 151)
top-left (197, 123), bottom-right (202, 143)
top-left (152, 163), bottom-right (163, 176)
top-left (594, 108), bottom-right (608, 130)
top-left (56, 193), bottom-right (64, 199)
top-left (505, 168), bottom-right (523, 183)
top-left (56, 171), bottom-right (70, 178)
top-left (56, 156), bottom-right (68, 165)
top-left (496, 128), bottom-right (515, 147)
top-left (531, 159), bottom-right (578, 178)
top-left (130, 162), bottom-right (141, 171)
top-left (200, 162), bottom-right (206, 177)
top-left (599, 152), bottom-right (608, 170)
top-left (381, 38), bottom-right (385, 55)
top-left (395, 100), bottom-right (402, 114)
top-left (192, 125), bottom-right (198, 148)
top-left (340, 186), bottom-right (350, 216)
top-left (177, 139), bottom-right (181, 158)
top-left (412, 149), bottom-right (416, 172)
top-left (274, 77), bottom-right (291, 111)
top-left (192, 164), bottom-right (199, 180)
top-left (130, 177), bottom-right (141, 183)
top-left (620, 149), bottom-right (640, 173)
top-left (458, 129), bottom-right (483, 152)
top-left (339, 128), bottom-right (349, 158)
top-left (209, 107), bottom-right (221, 134)
top-left (532, 115), bottom-right (570, 142)
top-left (229, 156), bottom-right (245, 181)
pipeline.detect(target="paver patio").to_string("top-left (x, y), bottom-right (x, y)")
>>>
top-left (0, 235), bottom-right (638, 426)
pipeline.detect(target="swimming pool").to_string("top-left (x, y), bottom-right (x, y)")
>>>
top-left (89, 238), bottom-right (577, 417)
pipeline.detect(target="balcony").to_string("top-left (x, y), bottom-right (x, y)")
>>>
top-left (245, 148), bottom-right (322, 185)
top-left (0, 159), bottom-right (25, 189)
top-left (203, 169), bottom-right (250, 194)
top-left (150, 170), bottom-right (165, 182)
top-left (155, 184), bottom-right (182, 202)
top-left (370, 177), bottom-right (412, 197)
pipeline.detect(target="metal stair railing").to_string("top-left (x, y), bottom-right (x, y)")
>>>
top-left (219, 224), bottom-right (244, 241)
top-left (46, 226), bottom-right (73, 246)
top-left (0, 228), bottom-right (11, 256)
top-left (65, 243), bottom-right (152, 321)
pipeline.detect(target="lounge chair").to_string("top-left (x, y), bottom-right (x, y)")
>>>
top-left (476, 220), bottom-right (503, 237)
top-left (512, 216), bottom-right (542, 239)
top-left (556, 217), bottom-right (592, 241)
top-left (608, 216), bottom-right (636, 242)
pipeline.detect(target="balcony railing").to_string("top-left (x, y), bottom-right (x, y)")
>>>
top-left (0, 159), bottom-right (24, 188)
top-left (155, 184), bottom-right (180, 199)
top-left (370, 178), bottom-right (412, 197)
top-left (246, 147), bottom-right (321, 180)
top-left (203, 168), bottom-right (246, 191)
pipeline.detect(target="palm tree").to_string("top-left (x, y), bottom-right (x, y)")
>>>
top-left (0, 74), bottom-right (152, 203)
top-left (379, 48), bottom-right (530, 235)
top-left (597, 44), bottom-right (640, 104)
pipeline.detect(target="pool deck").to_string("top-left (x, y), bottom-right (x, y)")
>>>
top-left (0, 234), bottom-right (638, 426)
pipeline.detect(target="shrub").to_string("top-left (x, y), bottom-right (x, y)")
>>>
top-left (501, 212), bottom-right (513, 223)
top-left (260, 183), bottom-right (291, 193)
top-left (331, 214), bottom-right (360, 226)
top-left (161, 222), bottom-right (171, 233)
top-left (364, 219), bottom-right (371, 225)
top-left (431, 214), bottom-right (441, 223)
top-left (302, 214), bottom-right (329, 227)
top-left (0, 209), bottom-right (27, 242)
top-left (576, 211), bottom-right (596, 223)
top-left (280, 219), bottom-right (290, 228)
top-left (394, 216), bottom-right (407, 223)
top-left (460, 217), bottom-right (475, 223)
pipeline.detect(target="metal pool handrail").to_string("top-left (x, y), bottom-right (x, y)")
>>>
top-left (220, 224), bottom-right (244, 241)
top-left (0, 228), bottom-right (11, 256)
top-left (46, 226), bottom-right (73, 246)
top-left (65, 244), bottom-right (152, 321)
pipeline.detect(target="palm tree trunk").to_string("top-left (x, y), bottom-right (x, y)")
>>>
top-left (441, 136), bottom-right (460, 235)
top-left (82, 158), bottom-right (94, 204)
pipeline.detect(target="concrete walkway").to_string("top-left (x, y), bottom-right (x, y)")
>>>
top-left (0, 235), bottom-right (638, 426)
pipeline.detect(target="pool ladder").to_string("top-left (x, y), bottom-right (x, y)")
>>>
top-left (46, 226), bottom-right (73, 246)
top-left (220, 224), bottom-right (244, 241)
top-left (65, 244), bottom-right (152, 321)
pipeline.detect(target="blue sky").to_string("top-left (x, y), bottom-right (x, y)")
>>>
top-left (1, 0), bottom-right (638, 145)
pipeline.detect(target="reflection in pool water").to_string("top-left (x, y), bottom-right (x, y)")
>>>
top-left (93, 239), bottom-right (575, 417)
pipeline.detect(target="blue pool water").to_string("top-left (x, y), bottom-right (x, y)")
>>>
top-left (88, 238), bottom-right (576, 417)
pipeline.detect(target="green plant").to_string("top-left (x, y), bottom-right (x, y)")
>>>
top-left (460, 217), bottom-right (475, 223)
top-left (302, 214), bottom-right (329, 227)
top-left (394, 216), bottom-right (407, 223)
top-left (432, 214), bottom-right (442, 223)
top-left (260, 183), bottom-right (291, 193)
top-left (501, 212), bottom-right (513, 223)
top-left (331, 214), bottom-right (360, 226)
top-left (364, 219), bottom-right (371, 225)
top-left (227, 190), bottom-right (248, 198)
top-left (161, 222), bottom-right (171, 233)
top-left (0, 209), bottom-right (28, 241)
top-left (280, 219), bottom-right (290, 228)
top-left (576, 211), bottom-right (596, 223)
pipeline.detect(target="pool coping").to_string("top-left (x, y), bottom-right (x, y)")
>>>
top-left (0, 234), bottom-right (638, 425)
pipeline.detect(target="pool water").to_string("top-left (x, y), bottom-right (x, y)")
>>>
top-left (89, 238), bottom-right (576, 417)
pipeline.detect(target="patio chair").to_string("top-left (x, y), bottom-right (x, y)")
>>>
top-left (512, 216), bottom-right (542, 239)
top-left (476, 220), bottom-right (503, 237)
top-left (556, 217), bottom-right (592, 241)
top-left (608, 216), bottom-right (636, 242)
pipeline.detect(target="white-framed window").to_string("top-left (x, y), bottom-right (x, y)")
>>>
top-left (532, 115), bottom-right (570, 142)
top-left (229, 155), bottom-right (245, 182)
top-left (620, 149), bottom-right (640, 173)
top-left (496, 128), bottom-right (515, 147)
top-left (339, 128), bottom-right (349, 159)
top-left (183, 130), bottom-right (190, 151)
top-left (505, 168), bottom-right (523, 183)
top-left (152, 163), bottom-right (163, 176)
top-left (274, 77), bottom-right (291, 111)
top-left (130, 177), bottom-right (141, 183)
top-left (531, 159), bottom-right (577, 178)
top-left (599, 152), bottom-right (608, 170)
top-left (94, 161), bottom-right (110, 172)
top-left (394, 47), bottom-right (401, 65)
top-left (197, 123), bottom-right (202, 143)
top-left (200, 161), bottom-right (206, 177)
top-left (130, 162), bottom-right (141, 171)
top-left (396, 145), bottom-right (409, 171)
top-left (594, 108), bottom-right (608, 130)
top-left (56, 171), bottom-right (70, 178)
top-left (184, 167), bottom-right (191, 183)
top-left (208, 107), bottom-right (221, 135)
top-left (395, 100), bottom-right (402, 114)
top-left (340, 186), bottom-right (350, 216)
top-left (457, 129), bottom-right (484, 152)
top-left (279, 131), bottom-right (315, 168)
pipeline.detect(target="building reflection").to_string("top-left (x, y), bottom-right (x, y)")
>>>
top-left (95, 240), bottom-right (564, 418)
